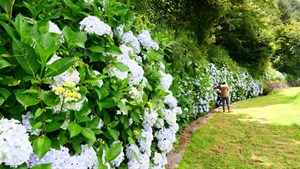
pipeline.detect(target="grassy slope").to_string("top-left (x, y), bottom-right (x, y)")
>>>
top-left (177, 87), bottom-right (300, 169)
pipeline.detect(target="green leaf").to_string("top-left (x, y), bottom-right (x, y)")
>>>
top-left (31, 163), bottom-right (52, 169)
top-left (114, 62), bottom-right (129, 72)
top-left (12, 40), bottom-right (40, 75)
top-left (36, 33), bottom-right (60, 64)
top-left (34, 108), bottom-right (44, 119)
top-left (45, 121), bottom-right (63, 132)
top-left (88, 46), bottom-right (105, 53)
top-left (33, 136), bottom-right (51, 159)
top-left (97, 98), bottom-right (115, 110)
top-left (0, 58), bottom-right (12, 69)
top-left (32, 121), bottom-right (43, 131)
top-left (41, 91), bottom-right (60, 106)
top-left (68, 122), bottom-right (82, 138)
top-left (124, 11), bottom-right (136, 24)
top-left (107, 44), bottom-right (122, 55)
top-left (62, 26), bottom-right (87, 48)
top-left (74, 32), bottom-right (87, 48)
top-left (107, 128), bottom-right (119, 140)
top-left (0, 88), bottom-right (11, 99)
top-left (63, 0), bottom-right (79, 12)
top-left (71, 136), bottom-right (83, 153)
top-left (0, 97), bottom-right (4, 106)
top-left (15, 14), bottom-right (29, 39)
top-left (0, 21), bottom-right (18, 40)
top-left (147, 49), bottom-right (163, 61)
top-left (14, 163), bottom-right (28, 169)
top-left (45, 57), bottom-right (77, 77)
top-left (81, 127), bottom-right (96, 142)
top-left (15, 90), bottom-right (39, 108)
top-left (106, 142), bottom-right (122, 161)
top-left (0, 0), bottom-right (12, 14)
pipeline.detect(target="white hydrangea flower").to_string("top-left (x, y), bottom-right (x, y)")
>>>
top-left (153, 152), bottom-right (162, 165)
top-left (111, 45), bottom-right (144, 86)
top-left (115, 25), bottom-right (124, 38)
top-left (80, 16), bottom-right (112, 36)
top-left (29, 146), bottom-right (71, 169)
top-left (126, 144), bottom-right (140, 169)
top-left (174, 106), bottom-right (183, 115)
top-left (154, 118), bottom-right (164, 129)
top-left (143, 108), bottom-right (158, 129)
top-left (49, 21), bottom-right (64, 43)
top-left (52, 69), bottom-right (80, 85)
top-left (29, 145), bottom-right (98, 169)
top-left (136, 56), bottom-right (143, 62)
top-left (156, 124), bottom-right (178, 153)
top-left (22, 111), bottom-right (42, 135)
top-left (160, 71), bottom-right (173, 91)
top-left (129, 87), bottom-right (143, 104)
top-left (97, 118), bottom-right (104, 129)
top-left (121, 31), bottom-right (141, 54)
top-left (49, 21), bottom-right (62, 34)
top-left (163, 94), bottom-right (178, 109)
top-left (79, 144), bottom-right (99, 168)
top-left (163, 109), bottom-right (177, 125)
top-left (109, 67), bottom-right (128, 80)
top-left (138, 128), bottom-right (153, 156)
top-left (139, 153), bottom-right (150, 169)
top-left (0, 118), bottom-right (33, 168)
top-left (137, 30), bottom-right (159, 51)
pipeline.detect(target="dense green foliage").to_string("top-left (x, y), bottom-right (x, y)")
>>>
top-left (132, 0), bottom-right (300, 81)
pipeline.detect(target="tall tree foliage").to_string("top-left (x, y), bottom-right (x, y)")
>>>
top-left (214, 1), bottom-right (279, 77)
top-left (273, 20), bottom-right (300, 81)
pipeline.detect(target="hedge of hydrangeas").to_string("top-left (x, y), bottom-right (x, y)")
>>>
top-left (172, 63), bottom-right (263, 129)
top-left (0, 0), bottom-right (262, 168)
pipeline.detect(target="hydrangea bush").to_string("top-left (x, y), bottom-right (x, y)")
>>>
top-left (0, 0), bottom-right (179, 168)
top-left (0, 0), bottom-right (263, 168)
top-left (172, 63), bottom-right (263, 129)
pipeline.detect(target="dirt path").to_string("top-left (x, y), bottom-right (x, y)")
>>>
top-left (166, 108), bottom-right (220, 169)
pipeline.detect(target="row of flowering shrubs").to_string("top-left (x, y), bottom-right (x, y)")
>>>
top-left (172, 63), bottom-right (263, 129)
top-left (0, 0), bottom-right (262, 168)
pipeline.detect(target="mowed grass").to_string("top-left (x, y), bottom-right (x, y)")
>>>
top-left (177, 87), bottom-right (300, 169)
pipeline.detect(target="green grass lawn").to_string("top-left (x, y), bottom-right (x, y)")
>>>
top-left (177, 87), bottom-right (300, 169)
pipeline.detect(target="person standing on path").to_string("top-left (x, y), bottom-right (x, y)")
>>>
top-left (220, 81), bottom-right (230, 112)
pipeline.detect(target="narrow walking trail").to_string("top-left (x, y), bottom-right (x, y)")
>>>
top-left (166, 108), bottom-right (220, 169)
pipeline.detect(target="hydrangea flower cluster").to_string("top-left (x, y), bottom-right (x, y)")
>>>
top-left (138, 30), bottom-right (160, 51)
top-left (121, 31), bottom-right (141, 54)
top-left (109, 45), bottom-right (145, 86)
top-left (0, 118), bottom-right (33, 168)
top-left (29, 144), bottom-right (98, 169)
top-left (79, 16), bottom-right (112, 36)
